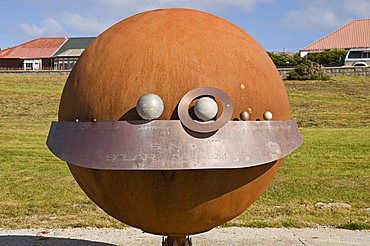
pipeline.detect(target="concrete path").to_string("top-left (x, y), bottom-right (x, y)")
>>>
top-left (0, 227), bottom-right (368, 245)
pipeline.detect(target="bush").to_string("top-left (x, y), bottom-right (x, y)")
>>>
top-left (267, 52), bottom-right (303, 67)
top-left (307, 49), bottom-right (347, 66)
top-left (267, 49), bottom-right (347, 68)
top-left (287, 61), bottom-right (330, 80)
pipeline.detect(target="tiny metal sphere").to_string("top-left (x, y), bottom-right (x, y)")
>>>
top-left (194, 97), bottom-right (218, 121)
top-left (240, 111), bottom-right (250, 121)
top-left (263, 111), bottom-right (273, 120)
top-left (136, 93), bottom-right (164, 120)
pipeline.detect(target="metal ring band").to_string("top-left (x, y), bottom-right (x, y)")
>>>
top-left (177, 87), bottom-right (233, 133)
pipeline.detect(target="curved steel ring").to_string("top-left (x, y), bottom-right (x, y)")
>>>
top-left (177, 87), bottom-right (233, 133)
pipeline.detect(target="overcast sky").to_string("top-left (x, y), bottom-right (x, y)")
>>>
top-left (0, 0), bottom-right (369, 51)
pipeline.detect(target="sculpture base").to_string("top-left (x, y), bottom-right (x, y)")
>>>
top-left (163, 236), bottom-right (192, 246)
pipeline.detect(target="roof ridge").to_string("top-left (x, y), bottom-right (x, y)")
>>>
top-left (68, 36), bottom-right (96, 39)
top-left (31, 37), bottom-right (65, 40)
top-left (301, 19), bottom-right (359, 50)
top-left (0, 37), bottom-right (66, 52)
top-left (352, 18), bottom-right (370, 22)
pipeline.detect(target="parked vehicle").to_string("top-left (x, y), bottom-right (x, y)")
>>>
top-left (343, 48), bottom-right (370, 67)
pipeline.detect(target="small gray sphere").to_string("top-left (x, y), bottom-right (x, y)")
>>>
top-left (240, 111), bottom-right (250, 121)
top-left (136, 93), bottom-right (164, 120)
top-left (194, 97), bottom-right (218, 121)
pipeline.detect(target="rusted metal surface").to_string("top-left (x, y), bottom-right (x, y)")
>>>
top-left (177, 87), bottom-right (233, 133)
top-left (68, 161), bottom-right (282, 236)
top-left (58, 10), bottom-right (291, 123)
top-left (47, 120), bottom-right (301, 170)
top-left (53, 8), bottom-right (301, 236)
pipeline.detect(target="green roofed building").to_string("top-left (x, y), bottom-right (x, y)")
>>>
top-left (53, 37), bottom-right (95, 70)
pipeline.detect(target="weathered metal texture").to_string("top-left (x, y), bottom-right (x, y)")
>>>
top-left (68, 161), bottom-right (282, 236)
top-left (56, 8), bottom-right (296, 236)
top-left (58, 9), bottom-right (290, 122)
top-left (47, 120), bottom-right (302, 170)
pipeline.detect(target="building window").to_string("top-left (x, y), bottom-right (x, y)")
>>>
top-left (25, 63), bottom-right (33, 70)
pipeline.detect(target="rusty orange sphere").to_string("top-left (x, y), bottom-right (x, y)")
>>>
top-left (59, 9), bottom-right (290, 236)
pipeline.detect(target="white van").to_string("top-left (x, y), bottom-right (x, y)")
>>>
top-left (344, 48), bottom-right (370, 67)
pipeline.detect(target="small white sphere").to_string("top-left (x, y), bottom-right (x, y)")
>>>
top-left (263, 111), bottom-right (273, 120)
top-left (136, 93), bottom-right (164, 120)
top-left (194, 97), bottom-right (218, 121)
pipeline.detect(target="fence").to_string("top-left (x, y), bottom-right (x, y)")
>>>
top-left (1, 66), bottom-right (370, 77)
top-left (0, 68), bottom-right (71, 75)
top-left (278, 66), bottom-right (370, 78)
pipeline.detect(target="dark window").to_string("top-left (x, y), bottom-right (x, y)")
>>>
top-left (25, 63), bottom-right (33, 69)
top-left (348, 51), bottom-right (362, 58)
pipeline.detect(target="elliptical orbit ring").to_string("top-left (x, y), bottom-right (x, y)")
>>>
top-left (177, 87), bottom-right (233, 133)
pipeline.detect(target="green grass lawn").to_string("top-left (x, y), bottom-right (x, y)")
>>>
top-left (0, 74), bottom-right (369, 229)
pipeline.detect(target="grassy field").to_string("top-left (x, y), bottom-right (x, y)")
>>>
top-left (0, 74), bottom-right (369, 230)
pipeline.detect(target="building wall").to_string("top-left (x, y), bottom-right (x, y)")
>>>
top-left (0, 58), bottom-right (66, 70)
top-left (0, 70), bottom-right (70, 74)
top-left (53, 57), bottom-right (79, 70)
top-left (0, 58), bottom-right (53, 70)
top-left (42, 58), bottom-right (52, 69)
top-left (23, 59), bottom-right (42, 70)
top-left (0, 59), bottom-right (23, 69)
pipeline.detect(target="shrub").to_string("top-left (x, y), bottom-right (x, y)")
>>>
top-left (306, 49), bottom-right (347, 66)
top-left (287, 61), bottom-right (330, 80)
top-left (267, 49), bottom-right (347, 68)
top-left (267, 52), bottom-right (303, 67)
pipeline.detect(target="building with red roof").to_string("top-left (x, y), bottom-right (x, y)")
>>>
top-left (0, 38), bottom-right (66, 70)
top-left (0, 37), bottom-right (94, 70)
top-left (300, 19), bottom-right (370, 57)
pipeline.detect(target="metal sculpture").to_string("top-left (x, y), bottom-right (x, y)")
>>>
top-left (47, 8), bottom-right (302, 246)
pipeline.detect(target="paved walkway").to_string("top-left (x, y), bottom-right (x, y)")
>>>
top-left (0, 227), bottom-right (369, 245)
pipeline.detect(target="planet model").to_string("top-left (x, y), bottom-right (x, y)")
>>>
top-left (47, 8), bottom-right (302, 245)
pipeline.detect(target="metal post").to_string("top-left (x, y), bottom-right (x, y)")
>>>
top-left (163, 236), bottom-right (191, 246)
